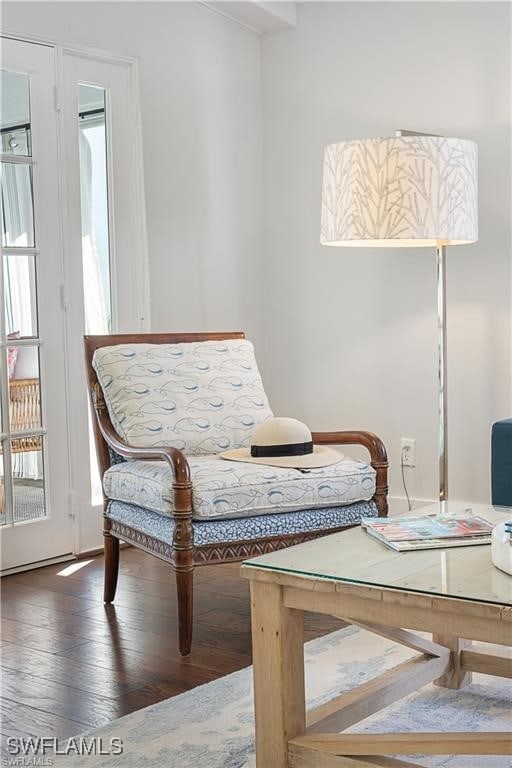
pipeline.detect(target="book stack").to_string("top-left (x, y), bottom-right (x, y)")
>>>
top-left (505, 521), bottom-right (512, 541)
top-left (361, 513), bottom-right (494, 552)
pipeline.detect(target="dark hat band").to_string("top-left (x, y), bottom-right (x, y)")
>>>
top-left (250, 441), bottom-right (313, 458)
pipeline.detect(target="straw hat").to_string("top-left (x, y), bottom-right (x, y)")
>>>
top-left (220, 417), bottom-right (343, 469)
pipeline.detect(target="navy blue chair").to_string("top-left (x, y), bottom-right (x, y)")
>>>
top-left (491, 419), bottom-right (512, 506)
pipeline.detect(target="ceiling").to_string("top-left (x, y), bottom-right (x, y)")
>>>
top-left (200, 1), bottom-right (297, 34)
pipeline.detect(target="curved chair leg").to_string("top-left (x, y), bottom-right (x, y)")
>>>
top-left (175, 567), bottom-right (194, 656)
top-left (103, 531), bottom-right (120, 604)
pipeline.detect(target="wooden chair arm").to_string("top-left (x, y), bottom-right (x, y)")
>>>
top-left (311, 430), bottom-right (387, 466)
top-left (95, 405), bottom-right (191, 486)
top-left (93, 395), bottom-right (194, 571)
top-left (311, 430), bottom-right (388, 517)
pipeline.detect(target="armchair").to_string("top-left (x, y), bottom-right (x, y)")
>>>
top-left (85, 332), bottom-right (388, 656)
top-left (491, 419), bottom-right (512, 506)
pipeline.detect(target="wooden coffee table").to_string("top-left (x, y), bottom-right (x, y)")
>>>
top-left (241, 502), bottom-right (512, 768)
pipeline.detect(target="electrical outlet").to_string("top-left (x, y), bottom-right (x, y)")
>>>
top-left (401, 438), bottom-right (416, 468)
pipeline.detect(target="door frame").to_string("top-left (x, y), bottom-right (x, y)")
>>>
top-left (2, 31), bottom-right (150, 560)
top-left (0, 37), bottom-right (73, 572)
top-left (60, 48), bottom-right (150, 555)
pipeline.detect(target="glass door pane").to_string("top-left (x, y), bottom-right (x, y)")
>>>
top-left (78, 84), bottom-right (112, 507)
top-left (12, 437), bottom-right (45, 523)
top-left (79, 85), bottom-right (111, 335)
top-left (3, 252), bottom-right (38, 337)
top-left (0, 70), bottom-right (31, 156)
top-left (0, 66), bottom-right (46, 527)
top-left (0, 163), bottom-right (35, 247)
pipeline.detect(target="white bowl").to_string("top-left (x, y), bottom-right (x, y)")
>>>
top-left (491, 521), bottom-right (512, 576)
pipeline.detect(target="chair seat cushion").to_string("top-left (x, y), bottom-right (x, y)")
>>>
top-left (103, 455), bottom-right (376, 521)
top-left (107, 499), bottom-right (378, 546)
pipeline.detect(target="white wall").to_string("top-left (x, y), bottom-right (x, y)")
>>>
top-left (260, 1), bottom-right (511, 506)
top-left (2, 1), bottom-right (264, 554)
top-left (3, 1), bottom-right (510, 511)
top-left (2, 1), bottom-right (263, 335)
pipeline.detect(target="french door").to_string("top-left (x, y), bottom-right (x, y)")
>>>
top-left (61, 51), bottom-right (149, 553)
top-left (0, 39), bottom-right (73, 570)
top-left (0, 38), bottom-right (148, 571)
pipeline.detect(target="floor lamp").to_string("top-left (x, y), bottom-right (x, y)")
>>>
top-left (320, 131), bottom-right (478, 503)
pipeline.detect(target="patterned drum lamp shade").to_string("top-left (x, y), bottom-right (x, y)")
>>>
top-left (320, 136), bottom-right (478, 247)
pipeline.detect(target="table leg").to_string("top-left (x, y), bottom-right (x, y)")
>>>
top-left (432, 634), bottom-right (472, 688)
top-left (250, 580), bottom-right (305, 768)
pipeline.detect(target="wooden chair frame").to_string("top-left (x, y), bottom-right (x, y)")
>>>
top-left (84, 332), bottom-right (389, 656)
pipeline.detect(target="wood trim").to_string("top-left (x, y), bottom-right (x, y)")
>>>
top-left (251, 580), bottom-right (305, 768)
top-left (109, 518), bottom-right (359, 567)
top-left (103, 519), bottom-right (119, 602)
top-left (306, 652), bottom-right (450, 734)
top-left (242, 566), bottom-right (511, 628)
top-left (290, 732), bottom-right (512, 756)
top-left (193, 525), bottom-right (358, 564)
top-left (432, 634), bottom-right (472, 688)
top-left (85, 331), bottom-right (245, 351)
top-left (312, 430), bottom-right (388, 517)
top-left (347, 621), bottom-right (449, 657)
top-left (241, 565), bottom-right (338, 591)
top-left (289, 743), bottom-right (426, 768)
top-left (282, 584), bottom-right (512, 645)
top-left (461, 647), bottom-right (512, 678)
top-left (95, 404), bottom-right (191, 484)
top-left (109, 518), bottom-right (173, 562)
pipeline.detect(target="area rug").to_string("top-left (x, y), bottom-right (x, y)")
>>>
top-left (54, 626), bottom-right (511, 767)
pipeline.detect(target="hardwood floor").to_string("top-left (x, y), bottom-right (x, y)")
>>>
top-left (1, 547), bottom-right (346, 743)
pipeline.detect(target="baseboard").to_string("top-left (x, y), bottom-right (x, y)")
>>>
top-left (1, 553), bottom-right (75, 577)
top-left (0, 541), bottom-right (134, 576)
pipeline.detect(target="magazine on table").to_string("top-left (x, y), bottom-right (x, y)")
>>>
top-left (361, 513), bottom-right (494, 552)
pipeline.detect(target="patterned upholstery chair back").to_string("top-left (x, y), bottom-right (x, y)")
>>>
top-left (92, 339), bottom-right (273, 456)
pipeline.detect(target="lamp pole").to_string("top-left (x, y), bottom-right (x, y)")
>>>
top-left (395, 131), bottom-right (448, 503)
top-left (437, 244), bottom-right (448, 502)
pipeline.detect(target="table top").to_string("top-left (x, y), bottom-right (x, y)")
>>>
top-left (243, 502), bottom-right (512, 607)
